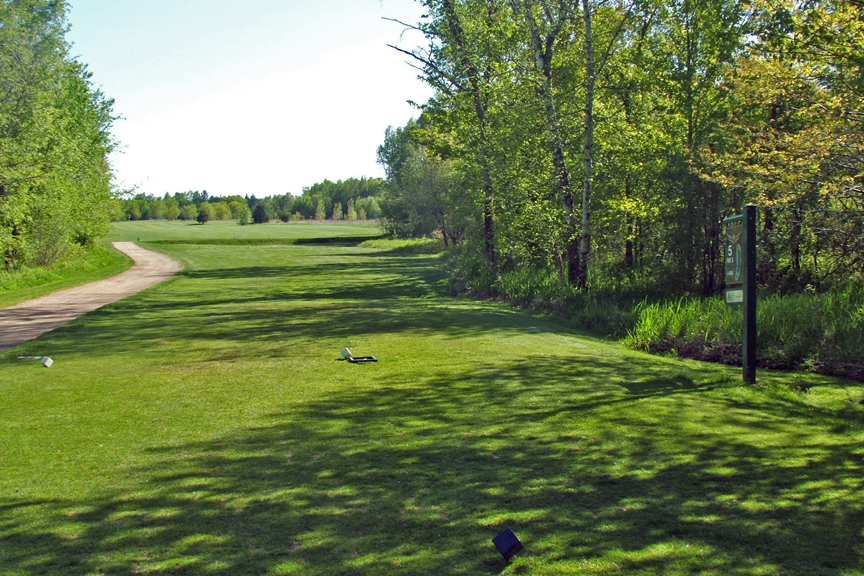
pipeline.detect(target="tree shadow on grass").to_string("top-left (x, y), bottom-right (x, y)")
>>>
top-left (146, 235), bottom-right (384, 247)
top-left (33, 297), bottom-right (547, 361)
top-left (3, 356), bottom-right (864, 575)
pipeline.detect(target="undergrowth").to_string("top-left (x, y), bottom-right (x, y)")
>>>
top-left (445, 250), bottom-right (639, 339)
top-left (627, 288), bottom-right (864, 381)
top-left (0, 243), bottom-right (122, 303)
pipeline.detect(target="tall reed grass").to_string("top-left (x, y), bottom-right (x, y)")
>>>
top-left (626, 287), bottom-right (864, 380)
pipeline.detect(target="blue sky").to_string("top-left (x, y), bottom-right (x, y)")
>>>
top-left (66, 0), bottom-right (433, 197)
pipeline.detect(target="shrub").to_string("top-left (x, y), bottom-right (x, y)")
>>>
top-left (196, 204), bottom-right (213, 224)
top-left (252, 204), bottom-right (269, 224)
top-left (238, 208), bottom-right (251, 226)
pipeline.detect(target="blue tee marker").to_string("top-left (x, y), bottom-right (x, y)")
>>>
top-left (492, 528), bottom-right (523, 560)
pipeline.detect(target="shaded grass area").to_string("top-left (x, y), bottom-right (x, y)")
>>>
top-left (358, 237), bottom-right (447, 254)
top-left (452, 259), bottom-right (864, 381)
top-left (2, 223), bottom-right (864, 575)
top-left (145, 235), bottom-right (387, 246)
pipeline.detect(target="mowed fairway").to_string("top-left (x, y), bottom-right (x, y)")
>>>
top-left (2, 222), bottom-right (864, 575)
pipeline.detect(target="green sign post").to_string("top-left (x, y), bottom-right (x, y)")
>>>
top-left (723, 205), bottom-right (757, 384)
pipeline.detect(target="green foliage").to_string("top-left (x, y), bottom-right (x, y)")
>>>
top-left (163, 197), bottom-right (180, 220)
top-left (197, 204), bottom-right (213, 224)
top-left (122, 193), bottom-right (244, 223)
top-left (330, 200), bottom-right (342, 221)
top-left (356, 196), bottom-right (381, 219)
top-left (443, 242), bottom-right (499, 298)
top-left (377, 119), bottom-right (470, 245)
top-left (388, 0), bottom-right (862, 297)
top-left (700, 1), bottom-right (864, 290)
top-left (115, 178), bottom-right (386, 225)
top-left (228, 200), bottom-right (246, 219)
top-left (0, 0), bottom-right (116, 270)
top-left (277, 177), bottom-right (385, 220)
top-left (237, 206), bottom-right (251, 226)
top-left (377, 0), bottom-right (863, 374)
top-left (346, 198), bottom-right (357, 221)
top-left (178, 204), bottom-right (197, 220)
top-left (252, 203), bottom-right (269, 224)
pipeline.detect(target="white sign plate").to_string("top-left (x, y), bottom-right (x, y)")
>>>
top-left (725, 289), bottom-right (744, 305)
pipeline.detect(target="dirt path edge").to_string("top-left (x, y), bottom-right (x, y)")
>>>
top-left (0, 242), bottom-right (182, 352)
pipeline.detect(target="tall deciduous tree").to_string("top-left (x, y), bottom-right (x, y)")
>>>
top-left (0, 0), bottom-right (116, 269)
top-left (507, 0), bottom-right (584, 283)
top-left (703, 0), bottom-right (864, 290)
top-left (391, 0), bottom-right (509, 263)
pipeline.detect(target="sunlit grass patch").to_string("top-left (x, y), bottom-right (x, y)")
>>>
top-left (358, 237), bottom-right (447, 254)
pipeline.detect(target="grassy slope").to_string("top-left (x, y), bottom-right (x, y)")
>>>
top-left (1, 221), bottom-right (863, 575)
top-left (0, 242), bottom-right (133, 309)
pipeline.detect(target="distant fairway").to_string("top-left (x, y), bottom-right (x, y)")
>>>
top-left (105, 218), bottom-right (386, 243)
top-left (1, 221), bottom-right (863, 575)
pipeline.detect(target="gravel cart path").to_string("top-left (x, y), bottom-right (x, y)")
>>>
top-left (0, 242), bottom-right (182, 352)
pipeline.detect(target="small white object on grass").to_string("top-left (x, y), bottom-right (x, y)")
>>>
top-left (17, 356), bottom-right (53, 367)
top-left (341, 348), bottom-right (352, 359)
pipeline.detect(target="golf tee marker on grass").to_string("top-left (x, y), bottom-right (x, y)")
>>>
top-left (17, 356), bottom-right (53, 367)
top-left (339, 348), bottom-right (378, 363)
top-left (493, 528), bottom-right (524, 560)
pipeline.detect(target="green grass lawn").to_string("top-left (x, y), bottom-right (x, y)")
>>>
top-left (103, 218), bottom-right (385, 244)
top-left (2, 221), bottom-right (864, 575)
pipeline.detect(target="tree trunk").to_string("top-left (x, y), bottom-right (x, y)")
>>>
top-left (625, 176), bottom-right (634, 267)
top-left (517, 0), bottom-right (580, 285)
top-left (790, 205), bottom-right (802, 278)
top-left (481, 145), bottom-right (496, 263)
top-left (576, 0), bottom-right (595, 288)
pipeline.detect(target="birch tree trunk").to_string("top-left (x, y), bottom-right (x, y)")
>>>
top-left (514, 0), bottom-right (581, 284)
top-left (576, 0), bottom-right (595, 288)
